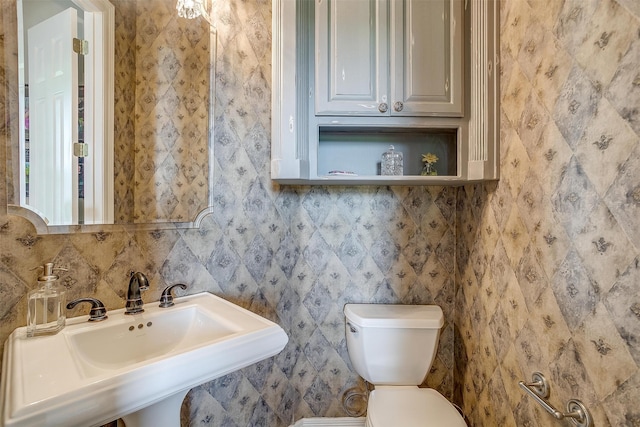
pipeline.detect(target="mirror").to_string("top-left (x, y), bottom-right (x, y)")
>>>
top-left (5, 0), bottom-right (215, 233)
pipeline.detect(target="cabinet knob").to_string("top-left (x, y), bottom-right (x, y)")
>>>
top-left (393, 101), bottom-right (404, 112)
top-left (378, 103), bottom-right (388, 113)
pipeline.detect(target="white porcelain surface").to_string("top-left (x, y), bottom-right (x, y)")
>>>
top-left (290, 418), bottom-right (366, 427)
top-left (0, 292), bottom-right (288, 427)
top-left (344, 304), bottom-right (442, 385)
top-left (67, 302), bottom-right (239, 377)
top-left (366, 387), bottom-right (466, 427)
top-left (343, 305), bottom-right (464, 427)
top-left (344, 304), bottom-right (443, 329)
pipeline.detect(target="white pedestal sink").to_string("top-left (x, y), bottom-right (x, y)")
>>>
top-left (0, 292), bottom-right (288, 427)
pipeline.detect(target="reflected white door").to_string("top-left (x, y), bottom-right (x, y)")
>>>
top-left (28, 8), bottom-right (78, 225)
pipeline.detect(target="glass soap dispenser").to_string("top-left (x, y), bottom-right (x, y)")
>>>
top-left (381, 145), bottom-right (403, 176)
top-left (27, 262), bottom-right (67, 337)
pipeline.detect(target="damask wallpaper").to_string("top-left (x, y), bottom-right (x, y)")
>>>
top-left (456, 0), bottom-right (640, 426)
top-left (1, 0), bottom-right (639, 426)
top-left (114, 0), bottom-right (211, 223)
top-left (1, 1), bottom-right (454, 425)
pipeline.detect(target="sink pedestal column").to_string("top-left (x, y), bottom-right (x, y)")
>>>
top-left (120, 390), bottom-right (189, 427)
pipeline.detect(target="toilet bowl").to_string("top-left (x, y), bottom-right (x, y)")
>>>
top-left (344, 304), bottom-right (466, 427)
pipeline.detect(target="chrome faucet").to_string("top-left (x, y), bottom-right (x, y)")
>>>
top-left (125, 271), bottom-right (149, 315)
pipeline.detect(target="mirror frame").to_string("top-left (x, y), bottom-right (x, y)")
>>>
top-left (4, 0), bottom-right (216, 234)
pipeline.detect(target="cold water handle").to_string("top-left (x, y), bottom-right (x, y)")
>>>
top-left (159, 283), bottom-right (187, 308)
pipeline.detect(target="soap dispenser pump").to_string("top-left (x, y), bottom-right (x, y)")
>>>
top-left (27, 262), bottom-right (67, 337)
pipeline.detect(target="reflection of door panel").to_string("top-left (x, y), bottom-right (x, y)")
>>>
top-left (28, 8), bottom-right (78, 225)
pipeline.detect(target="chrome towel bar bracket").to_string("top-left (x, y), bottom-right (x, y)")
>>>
top-left (519, 372), bottom-right (592, 427)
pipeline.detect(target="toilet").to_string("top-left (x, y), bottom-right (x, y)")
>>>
top-left (344, 304), bottom-right (466, 427)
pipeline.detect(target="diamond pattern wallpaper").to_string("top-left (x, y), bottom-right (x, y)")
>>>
top-left (113, 0), bottom-right (212, 224)
top-left (132, 0), bottom-right (211, 223)
top-left (1, 1), bottom-right (454, 425)
top-left (456, 0), bottom-right (640, 426)
top-left (0, 0), bottom-right (639, 426)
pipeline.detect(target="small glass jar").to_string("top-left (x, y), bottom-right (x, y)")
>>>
top-left (381, 145), bottom-right (403, 176)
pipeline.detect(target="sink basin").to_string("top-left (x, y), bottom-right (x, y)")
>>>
top-left (1, 292), bottom-right (288, 427)
top-left (67, 303), bottom-right (241, 377)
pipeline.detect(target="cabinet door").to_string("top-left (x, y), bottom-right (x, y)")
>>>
top-left (315, 0), bottom-right (389, 115)
top-left (390, 0), bottom-right (463, 116)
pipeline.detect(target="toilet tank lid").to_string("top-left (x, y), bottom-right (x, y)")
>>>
top-left (344, 304), bottom-right (444, 329)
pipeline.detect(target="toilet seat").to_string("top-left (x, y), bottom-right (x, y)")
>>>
top-left (366, 387), bottom-right (466, 427)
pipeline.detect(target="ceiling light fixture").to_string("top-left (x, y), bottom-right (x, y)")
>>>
top-left (176, 0), bottom-right (214, 28)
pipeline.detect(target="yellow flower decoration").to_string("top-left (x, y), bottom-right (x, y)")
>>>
top-left (422, 153), bottom-right (439, 164)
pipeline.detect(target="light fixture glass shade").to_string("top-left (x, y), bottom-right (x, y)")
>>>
top-left (176, 0), bottom-right (207, 21)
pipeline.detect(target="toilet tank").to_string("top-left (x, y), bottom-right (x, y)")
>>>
top-left (344, 304), bottom-right (444, 386)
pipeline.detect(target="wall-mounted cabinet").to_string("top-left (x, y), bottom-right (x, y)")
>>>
top-left (315, 0), bottom-right (463, 117)
top-left (272, 0), bottom-right (499, 186)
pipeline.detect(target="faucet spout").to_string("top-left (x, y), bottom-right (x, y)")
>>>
top-left (125, 271), bottom-right (149, 315)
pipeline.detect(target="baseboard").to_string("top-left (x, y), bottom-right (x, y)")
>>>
top-left (289, 417), bottom-right (366, 427)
